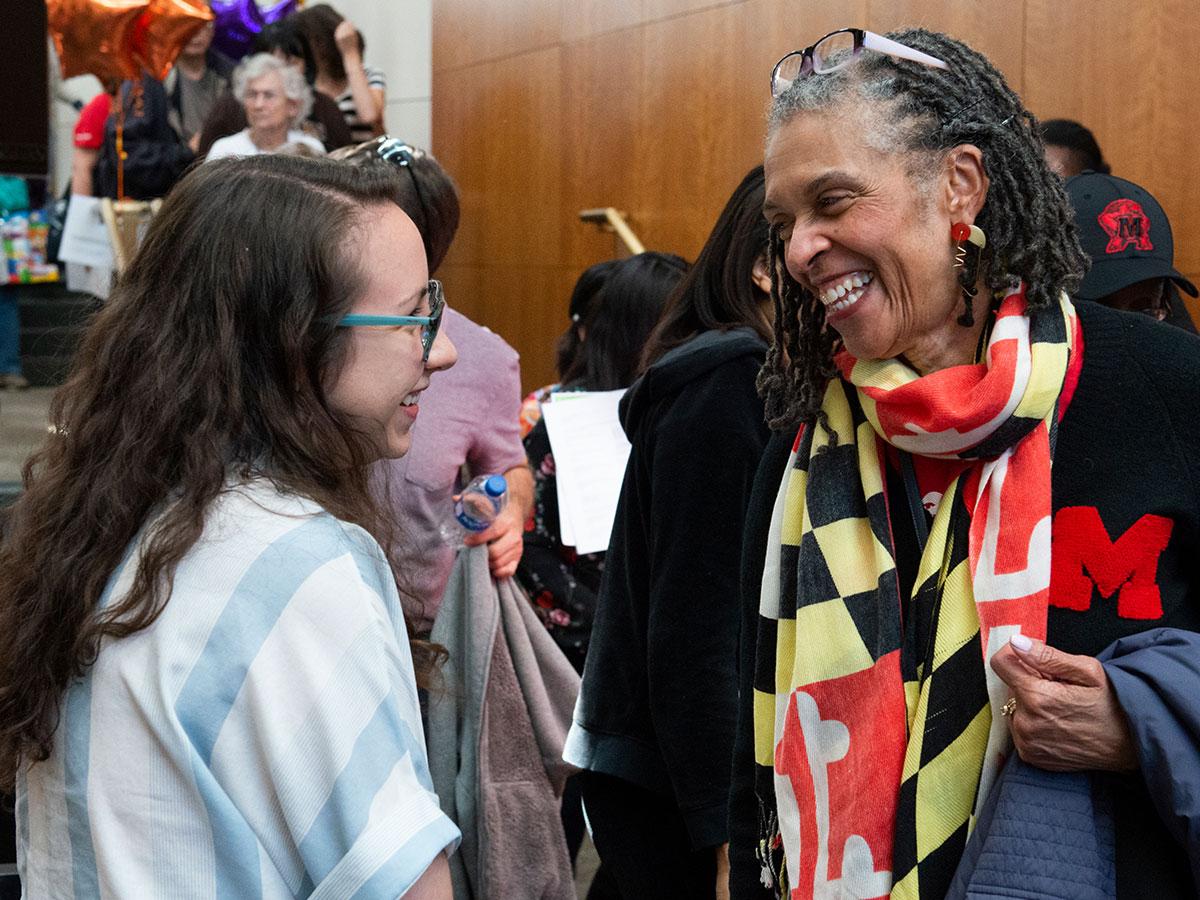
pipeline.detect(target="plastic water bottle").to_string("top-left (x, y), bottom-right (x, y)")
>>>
top-left (441, 474), bottom-right (508, 545)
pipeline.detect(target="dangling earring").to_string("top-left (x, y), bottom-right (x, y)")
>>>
top-left (951, 222), bottom-right (986, 326)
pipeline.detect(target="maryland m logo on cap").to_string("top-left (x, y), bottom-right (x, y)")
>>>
top-left (1097, 199), bottom-right (1153, 254)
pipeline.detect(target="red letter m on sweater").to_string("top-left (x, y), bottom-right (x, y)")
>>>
top-left (1051, 507), bottom-right (1172, 620)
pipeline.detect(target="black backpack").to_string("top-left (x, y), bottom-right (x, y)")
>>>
top-left (93, 76), bottom-right (196, 201)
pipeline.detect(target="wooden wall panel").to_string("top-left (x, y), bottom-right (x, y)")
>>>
top-left (430, 62), bottom-right (489, 266)
top-left (433, 0), bottom-right (1200, 392)
top-left (479, 48), bottom-right (565, 268)
top-left (441, 264), bottom-right (578, 392)
top-left (561, 0), bottom-right (641, 41)
top-left (633, 5), bottom-right (762, 260)
top-left (430, 0), bottom-right (479, 71)
top-left (867, 0), bottom-right (1025, 94)
top-left (642, 0), bottom-right (737, 23)
top-left (560, 27), bottom-right (646, 267)
top-left (436, 264), bottom-right (484, 326)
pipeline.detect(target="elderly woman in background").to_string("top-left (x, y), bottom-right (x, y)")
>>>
top-left (730, 27), bottom-right (1200, 900)
top-left (206, 53), bottom-right (325, 160)
top-left (197, 21), bottom-right (353, 155)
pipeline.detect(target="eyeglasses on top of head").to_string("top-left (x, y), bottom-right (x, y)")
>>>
top-left (337, 279), bottom-right (446, 362)
top-left (771, 28), bottom-right (948, 98)
top-left (333, 135), bottom-right (434, 237)
top-left (376, 136), bottom-right (434, 243)
top-left (371, 136), bottom-right (428, 167)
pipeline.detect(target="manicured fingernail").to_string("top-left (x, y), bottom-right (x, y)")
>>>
top-left (1010, 633), bottom-right (1033, 652)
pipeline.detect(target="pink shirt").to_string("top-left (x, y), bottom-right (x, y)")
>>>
top-left (378, 307), bottom-right (526, 630)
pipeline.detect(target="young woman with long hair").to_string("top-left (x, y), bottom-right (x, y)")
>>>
top-left (518, 251), bottom-right (688, 671)
top-left (0, 154), bottom-right (458, 898)
top-left (515, 252), bottom-right (686, 899)
top-left (518, 259), bottom-right (618, 439)
top-left (331, 136), bottom-right (536, 620)
top-left (293, 4), bottom-right (386, 142)
top-left (566, 166), bottom-right (774, 899)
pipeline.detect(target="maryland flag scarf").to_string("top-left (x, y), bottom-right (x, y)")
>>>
top-left (751, 286), bottom-right (1080, 899)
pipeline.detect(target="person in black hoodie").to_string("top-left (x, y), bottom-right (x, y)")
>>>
top-left (518, 251), bottom-right (686, 899)
top-left (565, 166), bottom-right (774, 899)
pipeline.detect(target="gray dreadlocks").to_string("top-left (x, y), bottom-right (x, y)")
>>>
top-left (757, 28), bottom-right (1088, 433)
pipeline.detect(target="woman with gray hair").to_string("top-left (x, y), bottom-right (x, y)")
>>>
top-left (206, 53), bottom-right (325, 160)
top-left (729, 26), bottom-right (1200, 900)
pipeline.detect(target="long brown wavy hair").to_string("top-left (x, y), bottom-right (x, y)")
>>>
top-left (0, 154), bottom-right (434, 791)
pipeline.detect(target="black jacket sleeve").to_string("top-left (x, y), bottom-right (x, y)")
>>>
top-left (728, 430), bottom-right (794, 899)
top-left (642, 356), bottom-right (770, 850)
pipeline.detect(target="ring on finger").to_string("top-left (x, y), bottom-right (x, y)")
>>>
top-left (1000, 697), bottom-right (1018, 718)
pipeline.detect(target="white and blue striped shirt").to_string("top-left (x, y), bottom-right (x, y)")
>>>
top-left (16, 480), bottom-right (459, 898)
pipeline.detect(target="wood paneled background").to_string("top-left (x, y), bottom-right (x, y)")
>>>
top-left (432, 0), bottom-right (1200, 392)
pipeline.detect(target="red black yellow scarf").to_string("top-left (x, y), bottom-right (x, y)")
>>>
top-left (751, 286), bottom-right (1080, 899)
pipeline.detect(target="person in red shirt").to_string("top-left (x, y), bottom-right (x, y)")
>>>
top-left (70, 92), bottom-right (111, 196)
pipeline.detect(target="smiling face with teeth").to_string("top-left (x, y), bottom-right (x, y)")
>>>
top-left (326, 203), bottom-right (457, 459)
top-left (763, 102), bottom-right (990, 374)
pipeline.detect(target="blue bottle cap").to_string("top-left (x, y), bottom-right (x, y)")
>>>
top-left (483, 474), bottom-right (507, 497)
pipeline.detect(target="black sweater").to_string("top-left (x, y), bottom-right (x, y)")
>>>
top-left (729, 301), bottom-right (1200, 898)
top-left (570, 328), bottom-right (769, 850)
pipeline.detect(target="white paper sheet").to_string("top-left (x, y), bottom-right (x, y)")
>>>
top-left (541, 389), bottom-right (631, 555)
top-left (60, 197), bottom-right (114, 298)
top-left (58, 195), bottom-right (115, 270)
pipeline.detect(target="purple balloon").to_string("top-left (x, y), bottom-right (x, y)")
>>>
top-left (209, 0), bottom-right (266, 62)
top-left (259, 0), bottom-right (299, 25)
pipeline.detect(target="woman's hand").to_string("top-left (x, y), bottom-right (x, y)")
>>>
top-left (990, 634), bottom-right (1138, 773)
top-left (332, 17), bottom-right (384, 133)
top-left (334, 20), bottom-right (361, 60)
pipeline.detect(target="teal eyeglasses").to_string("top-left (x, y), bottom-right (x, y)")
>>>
top-left (338, 279), bottom-right (445, 362)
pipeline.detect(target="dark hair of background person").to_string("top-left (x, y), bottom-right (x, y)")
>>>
top-left (255, 19), bottom-right (318, 86)
top-left (331, 140), bottom-right (461, 274)
top-left (561, 252), bottom-right (689, 392)
top-left (758, 28), bottom-right (1088, 433)
top-left (1040, 118), bottom-right (1111, 175)
top-left (292, 3), bottom-right (363, 84)
top-left (642, 165), bottom-right (772, 370)
top-left (555, 259), bottom-right (618, 379)
top-left (0, 155), bottom-right (437, 792)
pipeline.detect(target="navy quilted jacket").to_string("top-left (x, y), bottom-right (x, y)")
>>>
top-left (949, 628), bottom-right (1200, 898)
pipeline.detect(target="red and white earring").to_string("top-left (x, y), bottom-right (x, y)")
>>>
top-left (951, 222), bottom-right (986, 326)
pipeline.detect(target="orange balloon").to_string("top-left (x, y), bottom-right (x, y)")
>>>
top-left (133, 0), bottom-right (215, 81)
top-left (47, 0), bottom-right (149, 85)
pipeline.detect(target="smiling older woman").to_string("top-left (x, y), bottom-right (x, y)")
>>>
top-left (206, 54), bottom-right (326, 160)
top-left (730, 27), bottom-right (1200, 900)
